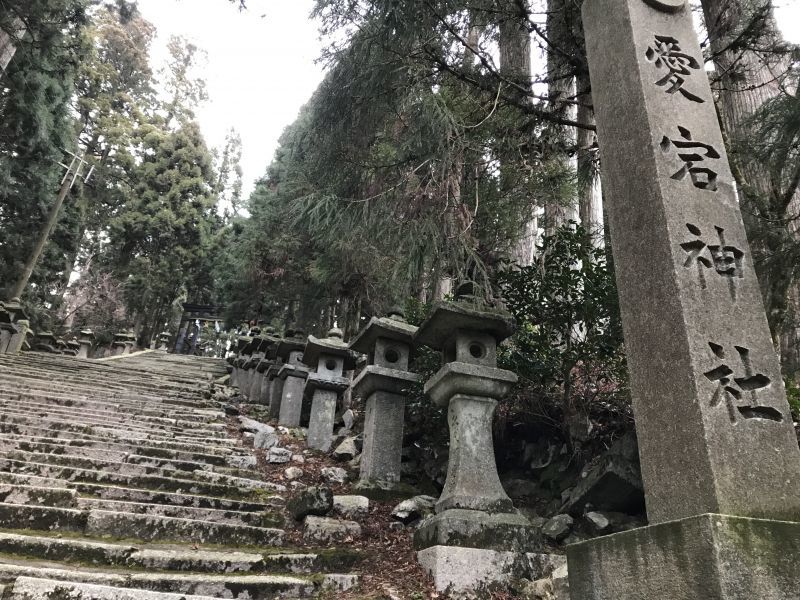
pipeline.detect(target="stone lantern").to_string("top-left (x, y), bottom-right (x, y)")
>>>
top-left (276, 330), bottom-right (309, 428)
top-left (250, 329), bottom-right (279, 405)
top-left (0, 305), bottom-right (15, 354)
top-left (266, 329), bottom-right (292, 420)
top-left (0, 300), bottom-right (31, 355)
top-left (64, 339), bottom-right (80, 356)
top-left (77, 330), bottom-right (95, 359)
top-left (157, 331), bottom-right (171, 351)
top-left (35, 332), bottom-right (60, 354)
top-left (237, 330), bottom-right (261, 397)
top-left (412, 301), bottom-right (536, 581)
top-left (349, 309), bottom-right (419, 486)
top-left (303, 328), bottom-right (357, 452)
top-left (230, 335), bottom-right (252, 388)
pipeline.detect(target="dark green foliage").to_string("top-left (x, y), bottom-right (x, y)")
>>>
top-left (0, 0), bottom-right (88, 327)
top-left (497, 224), bottom-right (630, 441)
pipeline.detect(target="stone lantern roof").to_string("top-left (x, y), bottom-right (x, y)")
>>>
top-left (275, 330), bottom-right (307, 361)
top-left (349, 312), bottom-right (417, 355)
top-left (0, 298), bottom-right (28, 322)
top-left (415, 301), bottom-right (515, 350)
top-left (303, 328), bottom-right (357, 370)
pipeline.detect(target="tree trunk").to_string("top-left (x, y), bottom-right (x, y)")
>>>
top-left (0, 16), bottom-right (25, 78)
top-left (701, 0), bottom-right (798, 370)
top-left (498, 0), bottom-right (538, 266)
top-left (544, 0), bottom-right (578, 236)
top-left (576, 70), bottom-right (601, 238)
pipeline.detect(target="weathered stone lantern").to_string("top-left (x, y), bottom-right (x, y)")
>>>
top-left (157, 331), bottom-right (171, 351)
top-left (35, 332), bottom-right (60, 354)
top-left (237, 330), bottom-right (261, 396)
top-left (0, 305), bottom-right (16, 354)
top-left (266, 330), bottom-right (291, 420)
top-left (349, 309), bottom-right (419, 486)
top-left (0, 300), bottom-right (30, 356)
top-left (64, 339), bottom-right (80, 356)
top-left (413, 301), bottom-right (535, 585)
top-left (303, 328), bottom-right (357, 452)
top-left (250, 329), bottom-right (279, 405)
top-left (241, 332), bottom-right (266, 400)
top-left (230, 335), bottom-right (252, 388)
top-left (276, 330), bottom-right (309, 427)
top-left (77, 329), bottom-right (95, 359)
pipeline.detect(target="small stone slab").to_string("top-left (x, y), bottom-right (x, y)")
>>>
top-left (332, 495), bottom-right (369, 519)
top-left (303, 516), bottom-right (361, 544)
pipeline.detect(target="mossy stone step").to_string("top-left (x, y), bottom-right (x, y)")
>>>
top-left (6, 577), bottom-right (221, 600)
top-left (0, 532), bottom-right (356, 575)
top-left (0, 562), bottom-right (320, 599)
top-left (0, 457), bottom-right (283, 499)
top-left (0, 503), bottom-right (285, 546)
top-left (76, 497), bottom-right (283, 528)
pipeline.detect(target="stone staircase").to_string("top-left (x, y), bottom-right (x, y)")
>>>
top-left (0, 350), bottom-right (357, 599)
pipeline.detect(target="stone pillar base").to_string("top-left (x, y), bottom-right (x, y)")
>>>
top-left (567, 513), bottom-right (800, 600)
top-left (414, 509), bottom-right (539, 553)
top-left (417, 545), bottom-right (564, 598)
top-left (353, 479), bottom-right (419, 502)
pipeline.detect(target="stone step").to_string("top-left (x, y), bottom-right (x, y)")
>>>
top-left (0, 449), bottom-right (264, 489)
top-left (0, 561), bottom-right (319, 599)
top-left (0, 396), bottom-right (223, 428)
top-left (0, 473), bottom-right (282, 512)
top-left (0, 410), bottom-right (209, 441)
top-left (125, 454), bottom-right (259, 477)
top-left (0, 426), bottom-right (244, 459)
top-left (0, 370), bottom-right (207, 396)
top-left (0, 457), bottom-right (285, 498)
top-left (0, 532), bottom-right (359, 575)
top-left (0, 503), bottom-right (285, 546)
top-left (0, 404), bottom-right (225, 438)
top-left (76, 498), bottom-right (282, 528)
top-left (6, 577), bottom-right (221, 600)
top-left (0, 483), bottom-right (77, 508)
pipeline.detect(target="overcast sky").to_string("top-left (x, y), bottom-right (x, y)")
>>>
top-left (136, 0), bottom-right (800, 198)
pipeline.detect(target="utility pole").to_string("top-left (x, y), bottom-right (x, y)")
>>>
top-left (7, 150), bottom-right (93, 302)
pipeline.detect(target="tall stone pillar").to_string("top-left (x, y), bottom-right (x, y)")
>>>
top-left (569, 1), bottom-right (800, 598)
top-left (276, 332), bottom-right (309, 428)
top-left (349, 309), bottom-right (419, 488)
top-left (303, 328), bottom-right (357, 452)
top-left (77, 330), bottom-right (95, 359)
top-left (412, 301), bottom-right (537, 592)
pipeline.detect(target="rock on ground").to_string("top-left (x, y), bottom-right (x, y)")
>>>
top-left (332, 437), bottom-right (358, 462)
top-left (391, 495), bottom-right (436, 525)
top-left (542, 514), bottom-right (574, 542)
top-left (287, 487), bottom-right (333, 521)
top-left (321, 467), bottom-right (348, 484)
top-left (267, 447), bottom-right (292, 464)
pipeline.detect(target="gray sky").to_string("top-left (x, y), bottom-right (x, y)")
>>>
top-left (136, 0), bottom-right (800, 198)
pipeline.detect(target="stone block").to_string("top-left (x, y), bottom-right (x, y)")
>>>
top-left (332, 495), bottom-right (369, 519)
top-left (567, 513), bottom-right (800, 599)
top-left (307, 388), bottom-right (337, 452)
top-left (303, 516), bottom-right (361, 544)
top-left (414, 509), bottom-right (540, 553)
top-left (417, 546), bottom-right (563, 598)
top-left (359, 389), bottom-right (405, 484)
top-left (277, 374), bottom-right (306, 428)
